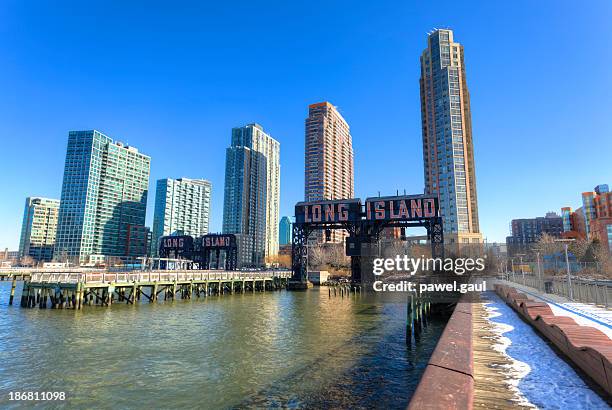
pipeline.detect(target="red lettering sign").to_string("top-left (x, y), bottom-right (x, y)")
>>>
top-left (338, 204), bottom-right (348, 221)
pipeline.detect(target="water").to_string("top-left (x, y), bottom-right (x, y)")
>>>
top-left (0, 282), bottom-right (447, 409)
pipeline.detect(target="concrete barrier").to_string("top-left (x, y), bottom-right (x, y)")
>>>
top-left (495, 284), bottom-right (612, 397)
top-left (408, 300), bottom-right (474, 410)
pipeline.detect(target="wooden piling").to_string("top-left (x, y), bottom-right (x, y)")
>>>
top-left (20, 282), bottom-right (29, 307)
top-left (8, 277), bottom-right (17, 305)
top-left (406, 295), bottom-right (413, 346)
top-left (77, 282), bottom-right (84, 309)
top-left (414, 299), bottom-right (422, 339)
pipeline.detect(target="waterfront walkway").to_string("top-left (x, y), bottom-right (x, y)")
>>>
top-left (472, 298), bottom-right (532, 409)
top-left (410, 281), bottom-right (611, 409)
top-left (498, 279), bottom-right (612, 338)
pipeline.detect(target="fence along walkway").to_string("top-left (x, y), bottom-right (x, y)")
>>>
top-left (503, 272), bottom-right (611, 309)
top-left (16, 270), bottom-right (292, 310)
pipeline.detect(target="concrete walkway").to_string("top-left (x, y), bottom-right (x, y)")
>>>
top-left (495, 279), bottom-right (612, 339)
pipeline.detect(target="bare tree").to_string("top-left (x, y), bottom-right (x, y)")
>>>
top-left (307, 244), bottom-right (325, 270)
top-left (410, 243), bottom-right (432, 259)
top-left (20, 255), bottom-right (35, 267)
top-left (569, 238), bottom-right (592, 262)
top-left (383, 240), bottom-right (407, 259)
top-left (327, 243), bottom-right (349, 270)
top-left (534, 233), bottom-right (564, 256)
top-left (593, 242), bottom-right (612, 278)
top-left (265, 254), bottom-right (291, 268)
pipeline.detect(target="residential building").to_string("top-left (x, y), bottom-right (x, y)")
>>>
top-left (590, 185), bottom-right (612, 254)
top-left (279, 216), bottom-right (292, 245)
top-left (304, 102), bottom-right (354, 244)
top-left (420, 29), bottom-right (481, 245)
top-left (152, 178), bottom-right (211, 255)
top-left (54, 130), bottom-right (150, 263)
top-left (506, 212), bottom-right (564, 255)
top-left (222, 123), bottom-right (280, 266)
top-left (562, 184), bottom-right (612, 253)
top-left (560, 206), bottom-right (587, 240)
top-left (381, 227), bottom-right (402, 241)
top-left (18, 197), bottom-right (60, 262)
top-left (0, 249), bottom-right (19, 267)
top-left (582, 192), bottom-right (597, 238)
top-left (278, 244), bottom-right (292, 256)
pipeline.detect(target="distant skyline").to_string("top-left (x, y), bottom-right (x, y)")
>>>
top-left (1, 1), bottom-right (611, 249)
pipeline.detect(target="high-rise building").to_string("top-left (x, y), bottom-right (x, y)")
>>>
top-left (561, 207), bottom-right (573, 233)
top-left (152, 178), bottom-right (211, 255)
top-left (304, 102), bottom-right (354, 243)
top-left (223, 124), bottom-right (280, 266)
top-left (582, 192), bottom-right (597, 238)
top-left (18, 197), bottom-right (60, 262)
top-left (575, 184), bottom-right (612, 254)
top-left (54, 130), bottom-right (150, 263)
top-left (279, 216), bottom-right (292, 245)
top-left (420, 29), bottom-right (481, 245)
top-left (506, 212), bottom-right (564, 255)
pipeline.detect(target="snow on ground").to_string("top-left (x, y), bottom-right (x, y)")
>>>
top-left (484, 303), bottom-right (536, 408)
top-left (483, 292), bottom-right (610, 409)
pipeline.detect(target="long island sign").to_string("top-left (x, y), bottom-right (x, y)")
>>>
top-left (295, 195), bottom-right (439, 224)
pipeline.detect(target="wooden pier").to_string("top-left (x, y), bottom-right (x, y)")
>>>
top-left (12, 270), bottom-right (291, 309)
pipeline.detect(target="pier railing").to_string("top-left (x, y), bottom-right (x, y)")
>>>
top-left (501, 272), bottom-right (611, 308)
top-left (29, 270), bottom-right (293, 284)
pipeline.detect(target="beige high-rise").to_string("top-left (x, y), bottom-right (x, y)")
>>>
top-left (19, 197), bottom-right (60, 262)
top-left (304, 102), bottom-right (354, 243)
top-left (420, 29), bottom-right (481, 244)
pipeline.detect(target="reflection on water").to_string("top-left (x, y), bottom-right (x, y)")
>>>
top-left (0, 282), bottom-right (447, 409)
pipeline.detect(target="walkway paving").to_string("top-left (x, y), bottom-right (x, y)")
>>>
top-left (473, 299), bottom-right (531, 409)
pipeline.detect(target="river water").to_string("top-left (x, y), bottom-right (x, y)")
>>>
top-left (0, 282), bottom-right (447, 409)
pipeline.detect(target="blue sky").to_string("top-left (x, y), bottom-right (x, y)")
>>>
top-left (1, 0), bottom-right (611, 249)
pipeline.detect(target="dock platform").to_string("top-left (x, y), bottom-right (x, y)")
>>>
top-left (9, 270), bottom-right (291, 309)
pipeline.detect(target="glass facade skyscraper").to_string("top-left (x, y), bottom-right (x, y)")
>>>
top-left (279, 216), bottom-right (292, 246)
top-left (222, 124), bottom-right (280, 266)
top-left (54, 130), bottom-right (150, 263)
top-left (18, 197), bottom-right (60, 262)
top-left (152, 178), bottom-right (211, 255)
top-left (420, 29), bottom-right (481, 244)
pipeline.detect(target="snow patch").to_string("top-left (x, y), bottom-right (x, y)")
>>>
top-left (483, 303), bottom-right (536, 409)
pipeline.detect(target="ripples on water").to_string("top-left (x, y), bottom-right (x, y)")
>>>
top-left (0, 282), bottom-right (447, 409)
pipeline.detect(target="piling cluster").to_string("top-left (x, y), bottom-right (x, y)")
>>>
top-left (328, 284), bottom-right (361, 297)
top-left (406, 295), bottom-right (432, 346)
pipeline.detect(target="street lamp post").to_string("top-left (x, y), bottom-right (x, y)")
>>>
top-left (555, 239), bottom-right (575, 300)
top-left (518, 254), bottom-right (525, 286)
top-left (564, 243), bottom-right (572, 300)
top-left (536, 252), bottom-right (542, 291)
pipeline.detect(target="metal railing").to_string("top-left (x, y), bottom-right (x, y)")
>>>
top-left (502, 272), bottom-right (611, 309)
top-left (29, 270), bottom-right (293, 284)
